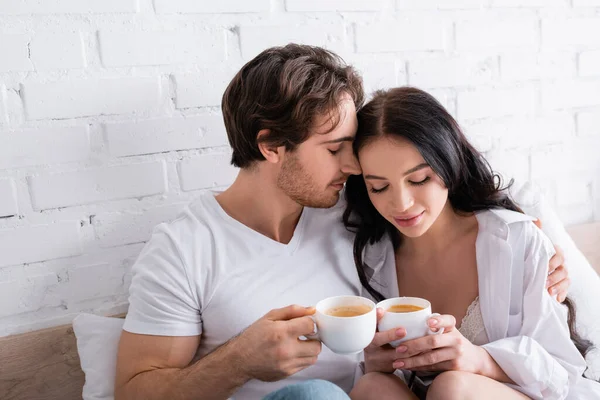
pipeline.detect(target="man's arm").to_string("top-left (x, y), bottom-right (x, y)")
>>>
top-left (114, 332), bottom-right (248, 400)
top-left (115, 305), bottom-right (321, 400)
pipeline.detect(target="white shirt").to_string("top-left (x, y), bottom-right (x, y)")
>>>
top-left (368, 209), bottom-right (600, 399)
top-left (123, 192), bottom-right (369, 399)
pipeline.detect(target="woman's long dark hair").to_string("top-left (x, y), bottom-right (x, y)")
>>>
top-left (343, 87), bottom-right (594, 365)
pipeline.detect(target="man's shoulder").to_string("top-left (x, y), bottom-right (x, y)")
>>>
top-left (153, 192), bottom-right (221, 244)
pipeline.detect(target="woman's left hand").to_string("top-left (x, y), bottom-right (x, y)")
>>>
top-left (392, 314), bottom-right (489, 374)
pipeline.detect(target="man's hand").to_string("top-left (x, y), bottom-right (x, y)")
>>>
top-left (232, 305), bottom-right (322, 382)
top-left (534, 219), bottom-right (570, 302)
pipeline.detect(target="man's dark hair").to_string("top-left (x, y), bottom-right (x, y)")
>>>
top-left (222, 43), bottom-right (364, 168)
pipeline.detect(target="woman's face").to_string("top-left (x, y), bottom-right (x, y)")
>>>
top-left (358, 135), bottom-right (449, 238)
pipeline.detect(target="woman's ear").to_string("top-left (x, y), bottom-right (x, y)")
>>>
top-left (257, 129), bottom-right (284, 164)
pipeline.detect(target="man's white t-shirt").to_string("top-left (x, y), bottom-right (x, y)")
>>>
top-left (123, 191), bottom-right (382, 399)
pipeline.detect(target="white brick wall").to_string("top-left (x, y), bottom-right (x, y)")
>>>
top-left (0, 126), bottom-right (90, 169)
top-left (0, 0), bottom-right (599, 335)
top-left (0, 34), bottom-right (33, 72)
top-left (0, 178), bottom-right (18, 217)
top-left (22, 77), bottom-right (162, 120)
top-left (28, 162), bottom-right (168, 210)
top-left (29, 33), bottom-right (86, 70)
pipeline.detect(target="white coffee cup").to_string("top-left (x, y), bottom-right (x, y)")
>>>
top-left (377, 297), bottom-right (444, 348)
top-left (306, 295), bottom-right (377, 355)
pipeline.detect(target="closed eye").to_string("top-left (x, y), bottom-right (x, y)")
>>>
top-left (409, 177), bottom-right (430, 186)
top-left (370, 185), bottom-right (388, 194)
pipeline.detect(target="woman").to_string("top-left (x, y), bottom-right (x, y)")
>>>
top-left (343, 87), bottom-right (600, 399)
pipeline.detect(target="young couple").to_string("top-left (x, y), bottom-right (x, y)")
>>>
top-left (114, 44), bottom-right (598, 400)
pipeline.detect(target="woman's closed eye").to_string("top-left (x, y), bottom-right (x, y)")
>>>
top-left (409, 176), bottom-right (430, 186)
top-left (369, 185), bottom-right (388, 194)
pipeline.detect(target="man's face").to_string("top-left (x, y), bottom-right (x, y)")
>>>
top-left (276, 95), bottom-right (361, 208)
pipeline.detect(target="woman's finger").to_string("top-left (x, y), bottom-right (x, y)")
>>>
top-left (395, 332), bottom-right (458, 358)
top-left (393, 348), bottom-right (458, 370)
top-left (427, 314), bottom-right (456, 333)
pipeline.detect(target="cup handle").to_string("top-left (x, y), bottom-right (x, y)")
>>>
top-left (427, 313), bottom-right (445, 335)
top-left (303, 315), bottom-right (320, 341)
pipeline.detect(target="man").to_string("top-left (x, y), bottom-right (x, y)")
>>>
top-left (115, 44), bottom-right (569, 400)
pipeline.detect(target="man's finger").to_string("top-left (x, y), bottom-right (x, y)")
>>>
top-left (368, 327), bottom-right (406, 348)
top-left (427, 314), bottom-right (456, 333)
top-left (376, 307), bottom-right (385, 323)
top-left (286, 315), bottom-right (317, 336)
top-left (295, 338), bottom-right (322, 357)
top-left (548, 246), bottom-right (565, 272)
top-left (268, 305), bottom-right (315, 321)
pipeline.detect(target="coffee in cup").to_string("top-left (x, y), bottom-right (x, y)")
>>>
top-left (305, 295), bottom-right (376, 355)
top-left (325, 304), bottom-right (372, 317)
top-left (377, 297), bottom-right (444, 347)
top-left (387, 304), bottom-right (425, 313)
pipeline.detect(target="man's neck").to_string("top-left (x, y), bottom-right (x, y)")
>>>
top-left (215, 168), bottom-right (303, 244)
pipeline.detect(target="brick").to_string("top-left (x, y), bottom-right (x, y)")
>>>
top-left (0, 85), bottom-right (7, 126)
top-left (0, 126), bottom-right (90, 169)
top-left (456, 18), bottom-right (537, 50)
top-left (0, 179), bottom-right (18, 218)
top-left (174, 70), bottom-right (237, 108)
top-left (240, 24), bottom-right (346, 59)
top-left (577, 111), bottom-right (600, 137)
top-left (356, 19), bottom-right (448, 53)
top-left (0, 222), bottom-right (82, 267)
top-left (556, 179), bottom-right (593, 207)
top-left (154, 0), bottom-right (269, 13)
top-left (485, 148), bottom-right (530, 185)
top-left (464, 114), bottom-right (574, 150)
top-left (22, 77), bottom-right (161, 120)
top-left (542, 18), bottom-right (600, 47)
top-left (579, 50), bottom-right (600, 77)
top-left (179, 153), bottom-right (238, 191)
top-left (490, 0), bottom-right (565, 6)
top-left (94, 204), bottom-right (184, 247)
top-left (409, 55), bottom-right (498, 88)
top-left (28, 162), bottom-right (167, 210)
top-left (501, 52), bottom-right (575, 81)
top-left (0, 34), bottom-right (33, 72)
top-left (457, 86), bottom-right (537, 120)
top-left (396, 0), bottom-right (485, 9)
top-left (573, 0), bottom-right (600, 5)
top-left (531, 142), bottom-right (600, 179)
top-left (287, 0), bottom-right (384, 11)
top-left (105, 115), bottom-right (228, 157)
top-left (30, 33), bottom-right (86, 70)
top-left (99, 31), bottom-right (225, 67)
top-left (541, 81), bottom-right (600, 110)
top-left (0, 0), bottom-right (138, 14)
top-left (344, 54), bottom-right (403, 95)
top-left (66, 264), bottom-right (124, 302)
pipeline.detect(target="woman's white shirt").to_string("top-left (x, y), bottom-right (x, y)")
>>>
top-left (365, 209), bottom-right (600, 399)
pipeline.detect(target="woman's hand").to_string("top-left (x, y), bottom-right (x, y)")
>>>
top-left (534, 219), bottom-right (570, 303)
top-left (392, 315), bottom-right (490, 375)
top-left (362, 308), bottom-right (407, 374)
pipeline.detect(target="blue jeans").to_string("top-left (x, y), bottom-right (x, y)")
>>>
top-left (262, 379), bottom-right (350, 400)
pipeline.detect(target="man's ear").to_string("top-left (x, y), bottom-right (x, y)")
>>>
top-left (257, 129), bottom-right (284, 164)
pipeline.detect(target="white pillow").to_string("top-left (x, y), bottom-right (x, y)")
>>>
top-left (511, 181), bottom-right (600, 379)
top-left (73, 313), bottom-right (125, 400)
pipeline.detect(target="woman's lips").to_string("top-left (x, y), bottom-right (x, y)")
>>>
top-left (394, 211), bottom-right (425, 227)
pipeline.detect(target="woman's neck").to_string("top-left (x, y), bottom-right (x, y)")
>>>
top-left (399, 203), bottom-right (474, 259)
